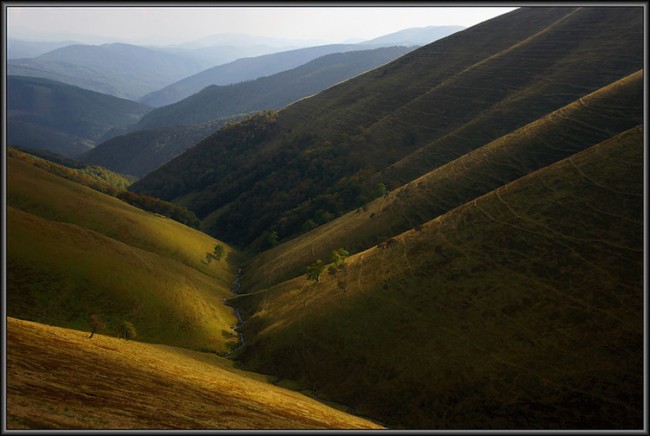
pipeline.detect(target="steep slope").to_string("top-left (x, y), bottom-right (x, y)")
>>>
top-left (7, 76), bottom-right (151, 157)
top-left (80, 117), bottom-right (241, 178)
top-left (83, 47), bottom-right (413, 178)
top-left (7, 318), bottom-right (383, 429)
top-left (233, 125), bottom-right (644, 429)
top-left (131, 7), bottom-right (643, 248)
top-left (136, 46), bottom-right (414, 129)
top-left (7, 43), bottom-right (206, 100)
top-left (241, 69), bottom-right (643, 290)
top-left (7, 156), bottom-right (237, 353)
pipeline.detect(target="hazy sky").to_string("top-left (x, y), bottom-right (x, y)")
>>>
top-left (6, 5), bottom-right (518, 45)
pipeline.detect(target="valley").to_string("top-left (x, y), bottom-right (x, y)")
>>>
top-left (4, 4), bottom-right (646, 432)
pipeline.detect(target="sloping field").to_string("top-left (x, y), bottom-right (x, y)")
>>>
top-left (131, 7), bottom-right (643, 248)
top-left (7, 156), bottom-right (238, 352)
top-left (6, 318), bottom-right (383, 430)
top-left (242, 70), bottom-right (643, 290)
top-left (7, 207), bottom-right (236, 352)
top-left (233, 125), bottom-right (644, 429)
top-left (8, 156), bottom-right (232, 280)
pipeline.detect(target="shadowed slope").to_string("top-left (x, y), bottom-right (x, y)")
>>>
top-left (233, 125), bottom-right (644, 429)
top-left (7, 76), bottom-right (151, 157)
top-left (136, 46), bottom-right (414, 129)
top-left (131, 7), bottom-right (643, 248)
top-left (6, 318), bottom-right (383, 430)
top-left (241, 69), bottom-right (643, 290)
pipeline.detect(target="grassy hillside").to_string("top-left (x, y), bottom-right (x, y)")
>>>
top-left (131, 7), bottom-right (643, 249)
top-left (241, 69), bottom-right (643, 290)
top-left (8, 146), bottom-right (135, 192)
top-left (7, 76), bottom-right (151, 157)
top-left (7, 156), bottom-right (238, 353)
top-left (136, 46), bottom-right (414, 129)
top-left (6, 318), bottom-right (383, 429)
top-left (233, 125), bottom-right (644, 429)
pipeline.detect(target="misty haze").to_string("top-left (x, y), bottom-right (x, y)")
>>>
top-left (3, 4), bottom-right (645, 432)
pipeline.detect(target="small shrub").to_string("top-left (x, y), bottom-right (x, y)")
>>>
top-left (117, 321), bottom-right (137, 340)
top-left (306, 259), bottom-right (325, 283)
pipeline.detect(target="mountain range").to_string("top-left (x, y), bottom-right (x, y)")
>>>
top-left (7, 75), bottom-right (151, 157)
top-left (81, 46), bottom-right (414, 177)
top-left (139, 25), bottom-right (461, 107)
top-left (131, 6), bottom-right (644, 248)
top-left (7, 43), bottom-right (209, 101)
top-left (5, 5), bottom-right (644, 431)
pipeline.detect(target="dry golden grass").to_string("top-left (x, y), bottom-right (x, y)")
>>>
top-left (242, 70), bottom-right (643, 292)
top-left (6, 155), bottom-right (242, 352)
top-left (6, 317), bottom-right (383, 430)
top-left (234, 126), bottom-right (644, 429)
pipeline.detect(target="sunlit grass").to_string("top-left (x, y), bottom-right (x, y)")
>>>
top-left (6, 317), bottom-right (383, 430)
top-left (6, 156), bottom-right (238, 352)
top-left (234, 126), bottom-right (644, 429)
top-left (242, 70), bottom-right (643, 292)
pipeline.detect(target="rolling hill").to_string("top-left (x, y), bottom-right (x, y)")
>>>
top-left (232, 124), bottom-right (644, 429)
top-left (241, 69), bottom-right (644, 290)
top-left (7, 43), bottom-right (207, 101)
top-left (136, 46), bottom-right (415, 129)
top-left (7, 153), bottom-right (237, 353)
top-left (6, 317), bottom-right (383, 429)
top-left (7, 76), bottom-right (151, 157)
top-left (130, 6), bottom-right (644, 249)
top-left (5, 5), bottom-right (644, 431)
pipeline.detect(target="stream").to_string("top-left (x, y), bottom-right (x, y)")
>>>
top-left (224, 266), bottom-right (245, 357)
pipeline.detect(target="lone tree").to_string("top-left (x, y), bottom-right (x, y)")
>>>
top-left (306, 259), bottom-right (325, 283)
top-left (213, 244), bottom-right (225, 261)
top-left (88, 314), bottom-right (106, 339)
top-left (117, 321), bottom-right (137, 340)
top-left (330, 248), bottom-right (349, 270)
top-left (206, 244), bottom-right (225, 263)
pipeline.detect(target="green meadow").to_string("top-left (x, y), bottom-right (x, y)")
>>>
top-left (7, 155), bottom-right (238, 353)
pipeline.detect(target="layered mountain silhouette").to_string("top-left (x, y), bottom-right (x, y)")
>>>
top-left (82, 46), bottom-right (414, 177)
top-left (7, 38), bottom-right (78, 59)
top-left (137, 46), bottom-right (414, 129)
top-left (7, 43), bottom-right (207, 101)
top-left (7, 76), bottom-right (151, 157)
top-left (6, 5), bottom-right (644, 431)
top-left (139, 26), bottom-right (461, 108)
top-left (132, 6), bottom-right (643, 248)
